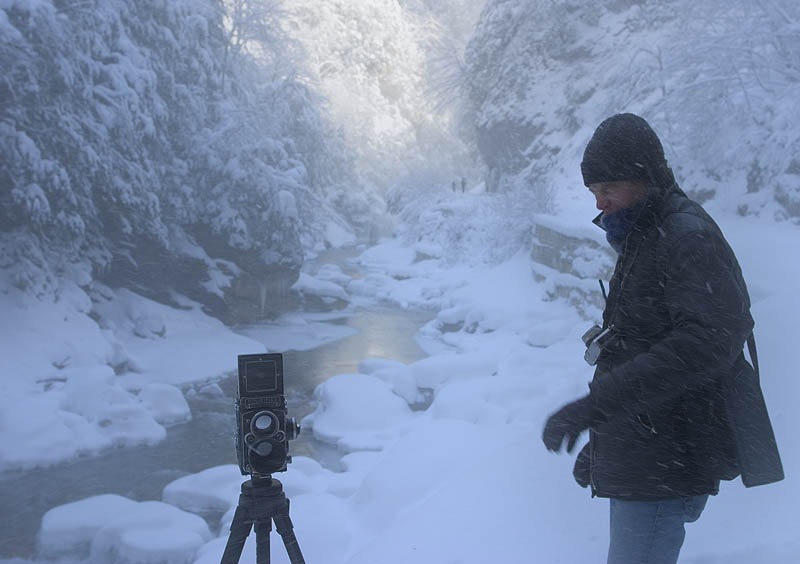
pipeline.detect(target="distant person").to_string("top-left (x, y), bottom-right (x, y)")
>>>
top-left (461, 177), bottom-right (466, 193)
top-left (452, 180), bottom-right (457, 193)
top-left (542, 113), bottom-right (783, 564)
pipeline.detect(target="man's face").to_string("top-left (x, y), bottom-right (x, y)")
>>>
top-left (588, 180), bottom-right (647, 215)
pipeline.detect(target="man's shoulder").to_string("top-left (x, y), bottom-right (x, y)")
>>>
top-left (657, 191), bottom-right (720, 243)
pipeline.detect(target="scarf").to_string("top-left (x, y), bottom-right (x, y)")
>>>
top-left (600, 201), bottom-right (646, 254)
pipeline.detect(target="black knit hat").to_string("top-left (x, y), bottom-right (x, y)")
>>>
top-left (581, 113), bottom-right (674, 189)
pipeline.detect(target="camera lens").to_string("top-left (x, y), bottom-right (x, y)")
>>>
top-left (251, 440), bottom-right (274, 457)
top-left (251, 410), bottom-right (279, 436)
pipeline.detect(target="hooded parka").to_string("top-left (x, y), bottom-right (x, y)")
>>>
top-left (581, 183), bottom-right (782, 500)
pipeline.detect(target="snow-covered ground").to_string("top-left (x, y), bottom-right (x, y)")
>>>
top-left (1, 190), bottom-right (798, 564)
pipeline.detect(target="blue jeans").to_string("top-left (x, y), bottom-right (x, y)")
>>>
top-left (607, 495), bottom-right (708, 564)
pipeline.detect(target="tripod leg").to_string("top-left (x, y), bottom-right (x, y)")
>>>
top-left (273, 505), bottom-right (306, 564)
top-left (254, 518), bottom-right (272, 564)
top-left (220, 505), bottom-right (254, 564)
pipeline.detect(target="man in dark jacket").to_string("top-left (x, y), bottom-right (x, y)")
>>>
top-left (542, 113), bottom-right (783, 564)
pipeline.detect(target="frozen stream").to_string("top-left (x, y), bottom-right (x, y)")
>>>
top-left (0, 305), bottom-right (431, 560)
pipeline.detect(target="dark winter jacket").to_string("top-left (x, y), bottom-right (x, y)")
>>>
top-left (581, 184), bottom-right (782, 500)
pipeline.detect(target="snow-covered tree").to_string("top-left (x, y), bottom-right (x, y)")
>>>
top-left (464, 0), bottom-right (800, 218)
top-left (276, 0), bottom-right (484, 195)
top-left (0, 0), bottom-right (361, 320)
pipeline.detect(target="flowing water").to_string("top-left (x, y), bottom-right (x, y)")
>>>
top-left (0, 305), bottom-right (432, 560)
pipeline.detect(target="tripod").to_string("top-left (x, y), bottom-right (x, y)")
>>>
top-left (220, 475), bottom-right (306, 564)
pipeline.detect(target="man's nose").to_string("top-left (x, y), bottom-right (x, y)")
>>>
top-left (595, 194), bottom-right (608, 211)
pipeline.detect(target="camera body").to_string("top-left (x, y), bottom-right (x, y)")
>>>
top-left (235, 353), bottom-right (299, 476)
top-left (582, 324), bottom-right (616, 366)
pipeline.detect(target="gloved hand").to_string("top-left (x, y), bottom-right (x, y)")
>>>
top-left (573, 442), bottom-right (591, 487)
top-left (542, 395), bottom-right (598, 453)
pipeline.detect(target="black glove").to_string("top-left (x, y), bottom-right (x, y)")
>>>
top-left (542, 395), bottom-right (598, 453)
top-left (573, 442), bottom-right (591, 488)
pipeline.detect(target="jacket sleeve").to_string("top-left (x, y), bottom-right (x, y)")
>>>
top-left (589, 227), bottom-right (754, 416)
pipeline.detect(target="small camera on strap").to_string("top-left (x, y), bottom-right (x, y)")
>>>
top-left (581, 324), bottom-right (616, 366)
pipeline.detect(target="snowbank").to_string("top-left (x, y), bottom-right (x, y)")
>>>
top-left (0, 283), bottom-right (261, 471)
top-left (5, 196), bottom-right (798, 564)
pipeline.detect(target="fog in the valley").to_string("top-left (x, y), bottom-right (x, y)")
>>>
top-left (1, 1), bottom-right (798, 563)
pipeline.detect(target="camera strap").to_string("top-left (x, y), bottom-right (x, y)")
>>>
top-left (602, 229), bottom-right (646, 330)
top-left (746, 333), bottom-right (760, 381)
